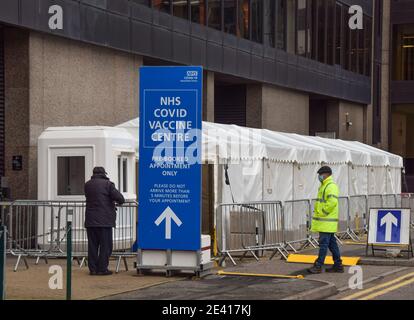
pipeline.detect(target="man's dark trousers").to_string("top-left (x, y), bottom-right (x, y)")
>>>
top-left (315, 232), bottom-right (342, 267)
top-left (86, 227), bottom-right (113, 273)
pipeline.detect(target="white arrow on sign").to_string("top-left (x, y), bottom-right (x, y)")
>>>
top-left (380, 212), bottom-right (399, 242)
top-left (154, 206), bottom-right (183, 240)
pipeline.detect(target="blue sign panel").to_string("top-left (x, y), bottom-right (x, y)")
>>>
top-left (138, 66), bottom-right (202, 251)
top-left (376, 210), bottom-right (402, 243)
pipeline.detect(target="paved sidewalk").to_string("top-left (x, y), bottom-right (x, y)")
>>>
top-left (5, 243), bottom-right (414, 300)
top-left (4, 257), bottom-right (179, 300)
top-left (103, 244), bottom-right (412, 300)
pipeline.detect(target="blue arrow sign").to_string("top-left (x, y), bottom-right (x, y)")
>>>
top-left (376, 210), bottom-right (402, 243)
top-left (138, 66), bottom-right (202, 251)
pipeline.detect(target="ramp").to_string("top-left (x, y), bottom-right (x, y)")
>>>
top-left (287, 254), bottom-right (360, 266)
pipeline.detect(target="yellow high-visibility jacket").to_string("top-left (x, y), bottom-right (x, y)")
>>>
top-left (311, 176), bottom-right (339, 233)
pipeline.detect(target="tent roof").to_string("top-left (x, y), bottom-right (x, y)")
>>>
top-left (117, 118), bottom-right (403, 168)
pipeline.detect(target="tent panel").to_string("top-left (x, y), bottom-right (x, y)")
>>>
top-left (263, 161), bottom-right (293, 202)
top-left (349, 165), bottom-right (368, 196)
top-left (293, 164), bottom-right (320, 200)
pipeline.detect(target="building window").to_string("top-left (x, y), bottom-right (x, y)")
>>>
top-left (276, 0), bottom-right (286, 50)
top-left (358, 21), bottom-right (365, 75)
top-left (208, 0), bottom-right (222, 30)
top-left (191, 0), bottom-right (206, 25)
top-left (364, 16), bottom-right (372, 76)
top-left (251, 0), bottom-right (263, 43)
top-left (57, 157), bottom-right (85, 196)
top-left (173, 0), bottom-right (189, 19)
top-left (401, 35), bottom-right (414, 80)
top-left (152, 0), bottom-right (171, 13)
top-left (224, 0), bottom-right (237, 34)
top-left (134, 0), bottom-right (151, 6)
top-left (393, 24), bottom-right (414, 81)
top-left (335, 3), bottom-right (342, 66)
top-left (238, 0), bottom-right (249, 39)
top-left (343, 4), bottom-right (350, 70)
top-left (118, 156), bottom-right (129, 193)
top-left (264, 0), bottom-right (275, 47)
top-left (350, 26), bottom-right (358, 73)
top-left (326, 0), bottom-right (334, 65)
top-left (317, 0), bottom-right (326, 63)
top-left (296, 0), bottom-right (307, 56)
top-left (311, 0), bottom-right (317, 60)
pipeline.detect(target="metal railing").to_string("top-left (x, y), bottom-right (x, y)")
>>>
top-left (217, 193), bottom-right (413, 266)
top-left (0, 200), bottom-right (137, 272)
top-left (283, 199), bottom-right (318, 251)
top-left (217, 201), bottom-right (288, 266)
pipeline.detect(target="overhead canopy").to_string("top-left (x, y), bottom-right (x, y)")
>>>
top-left (117, 118), bottom-right (403, 168)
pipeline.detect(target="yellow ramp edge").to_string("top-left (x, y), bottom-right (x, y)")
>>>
top-left (217, 271), bottom-right (304, 280)
top-left (287, 254), bottom-right (360, 266)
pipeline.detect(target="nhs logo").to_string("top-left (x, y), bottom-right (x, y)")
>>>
top-left (187, 71), bottom-right (198, 77)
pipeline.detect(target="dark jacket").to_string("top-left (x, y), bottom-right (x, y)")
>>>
top-left (84, 173), bottom-right (125, 228)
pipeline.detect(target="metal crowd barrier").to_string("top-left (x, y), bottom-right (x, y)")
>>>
top-left (348, 195), bottom-right (368, 237)
top-left (0, 200), bottom-right (137, 272)
top-left (283, 199), bottom-right (318, 251)
top-left (217, 201), bottom-right (288, 266)
top-left (217, 194), bottom-right (409, 265)
top-left (400, 194), bottom-right (414, 227)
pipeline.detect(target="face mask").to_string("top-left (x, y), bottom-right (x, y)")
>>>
top-left (318, 175), bottom-right (325, 183)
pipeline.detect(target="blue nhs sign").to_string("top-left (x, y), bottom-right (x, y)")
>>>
top-left (138, 66), bottom-right (203, 251)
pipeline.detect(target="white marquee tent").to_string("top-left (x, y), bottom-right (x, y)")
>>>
top-left (117, 118), bottom-right (403, 206)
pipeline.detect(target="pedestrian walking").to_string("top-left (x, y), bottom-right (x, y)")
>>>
top-left (308, 166), bottom-right (344, 274)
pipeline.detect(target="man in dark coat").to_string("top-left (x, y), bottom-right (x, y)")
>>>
top-left (84, 167), bottom-right (125, 275)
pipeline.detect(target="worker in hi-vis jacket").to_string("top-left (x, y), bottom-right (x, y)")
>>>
top-left (308, 166), bottom-right (344, 274)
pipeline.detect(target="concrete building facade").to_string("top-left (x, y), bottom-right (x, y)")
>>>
top-left (0, 0), bottom-right (379, 200)
top-left (386, 0), bottom-right (414, 191)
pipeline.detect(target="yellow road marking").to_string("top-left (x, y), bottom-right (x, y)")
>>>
top-left (287, 254), bottom-right (360, 266)
top-left (341, 272), bottom-right (414, 300)
top-left (360, 277), bottom-right (414, 300)
top-left (217, 271), bottom-right (304, 280)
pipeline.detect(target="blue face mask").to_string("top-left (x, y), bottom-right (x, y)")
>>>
top-left (318, 175), bottom-right (325, 183)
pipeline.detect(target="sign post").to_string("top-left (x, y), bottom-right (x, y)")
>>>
top-left (138, 66), bottom-right (209, 276)
top-left (367, 208), bottom-right (413, 258)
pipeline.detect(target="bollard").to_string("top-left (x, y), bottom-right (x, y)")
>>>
top-left (66, 210), bottom-right (73, 301)
top-left (0, 225), bottom-right (6, 300)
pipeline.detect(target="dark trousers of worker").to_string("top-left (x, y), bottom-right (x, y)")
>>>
top-left (315, 232), bottom-right (342, 267)
top-left (86, 227), bottom-right (113, 273)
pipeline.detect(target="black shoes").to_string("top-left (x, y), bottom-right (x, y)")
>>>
top-left (308, 264), bottom-right (345, 274)
top-left (97, 270), bottom-right (113, 276)
top-left (307, 265), bottom-right (323, 274)
top-left (89, 270), bottom-right (113, 276)
top-left (326, 265), bottom-right (345, 273)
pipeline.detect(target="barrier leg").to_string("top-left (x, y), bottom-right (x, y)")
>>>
top-left (14, 255), bottom-right (23, 272)
top-left (115, 256), bottom-right (122, 273)
top-left (269, 247), bottom-right (289, 261)
top-left (286, 243), bottom-right (298, 253)
top-left (249, 250), bottom-right (259, 262)
top-left (0, 226), bottom-right (6, 300)
top-left (66, 221), bottom-right (72, 301)
top-left (309, 236), bottom-right (319, 247)
top-left (123, 257), bottom-right (128, 272)
top-left (334, 234), bottom-right (343, 245)
top-left (219, 252), bottom-right (236, 266)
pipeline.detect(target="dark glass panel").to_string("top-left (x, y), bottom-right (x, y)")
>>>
top-left (208, 0), bottom-right (222, 30)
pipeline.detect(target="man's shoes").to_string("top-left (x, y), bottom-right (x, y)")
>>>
top-left (307, 265), bottom-right (323, 274)
top-left (89, 271), bottom-right (97, 276)
top-left (97, 270), bottom-right (113, 276)
top-left (326, 265), bottom-right (345, 273)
